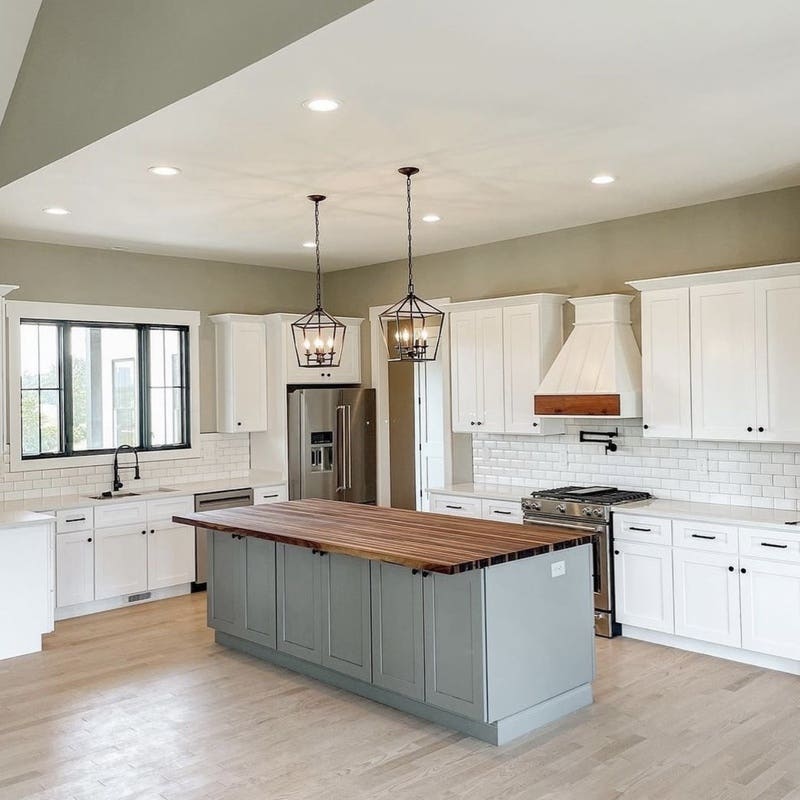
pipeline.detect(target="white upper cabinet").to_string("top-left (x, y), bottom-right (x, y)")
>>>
top-left (284, 317), bottom-right (362, 385)
top-left (754, 275), bottom-right (800, 443)
top-left (631, 262), bottom-right (800, 444)
top-left (640, 288), bottom-right (691, 439)
top-left (449, 295), bottom-right (566, 436)
top-left (690, 281), bottom-right (758, 442)
top-left (212, 314), bottom-right (268, 433)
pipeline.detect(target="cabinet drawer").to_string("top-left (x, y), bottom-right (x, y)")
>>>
top-left (613, 514), bottom-right (672, 545)
top-left (93, 501), bottom-right (147, 530)
top-left (146, 495), bottom-right (193, 523)
top-left (481, 499), bottom-right (523, 524)
top-left (673, 519), bottom-right (738, 553)
top-left (430, 494), bottom-right (482, 518)
top-left (254, 485), bottom-right (288, 505)
top-left (56, 507), bottom-right (94, 534)
top-left (739, 527), bottom-right (800, 564)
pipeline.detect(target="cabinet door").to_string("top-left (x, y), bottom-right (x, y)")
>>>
top-left (147, 523), bottom-right (195, 590)
top-left (449, 311), bottom-right (479, 431)
top-left (285, 320), bottom-right (361, 384)
top-left (673, 548), bottom-right (740, 647)
top-left (641, 288), bottom-right (692, 439)
top-left (231, 321), bottom-right (268, 432)
top-left (208, 531), bottom-right (245, 635)
top-left (276, 544), bottom-right (322, 663)
top-left (243, 537), bottom-right (277, 648)
top-left (370, 561), bottom-right (424, 701)
top-left (502, 304), bottom-right (540, 433)
top-left (476, 308), bottom-right (504, 432)
top-left (94, 525), bottom-right (148, 600)
top-left (321, 553), bottom-right (371, 681)
top-left (690, 281), bottom-right (758, 441)
top-left (614, 541), bottom-right (674, 633)
top-left (740, 557), bottom-right (800, 659)
top-left (754, 275), bottom-right (800, 443)
top-left (423, 570), bottom-right (486, 721)
top-left (56, 531), bottom-right (95, 607)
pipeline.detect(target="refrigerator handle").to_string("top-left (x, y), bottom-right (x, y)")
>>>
top-left (336, 404), bottom-right (347, 492)
top-left (346, 404), bottom-right (353, 490)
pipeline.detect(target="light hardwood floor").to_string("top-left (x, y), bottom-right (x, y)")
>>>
top-left (1, 593), bottom-right (799, 800)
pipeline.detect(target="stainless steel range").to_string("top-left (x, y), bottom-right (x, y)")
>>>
top-left (521, 486), bottom-right (652, 638)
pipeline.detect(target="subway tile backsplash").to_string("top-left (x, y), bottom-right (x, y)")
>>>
top-left (472, 420), bottom-right (800, 510)
top-left (0, 433), bottom-right (250, 504)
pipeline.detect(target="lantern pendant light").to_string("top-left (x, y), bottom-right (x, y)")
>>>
top-left (291, 195), bottom-right (346, 368)
top-left (379, 167), bottom-right (444, 362)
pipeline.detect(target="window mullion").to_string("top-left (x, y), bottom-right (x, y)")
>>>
top-left (61, 323), bottom-right (72, 456)
top-left (138, 326), bottom-right (150, 451)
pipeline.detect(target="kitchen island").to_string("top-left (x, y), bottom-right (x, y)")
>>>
top-left (174, 499), bottom-right (595, 745)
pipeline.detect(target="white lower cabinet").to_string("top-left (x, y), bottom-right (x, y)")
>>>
top-left (613, 541), bottom-right (674, 633)
top-left (94, 525), bottom-right (149, 600)
top-left (430, 494), bottom-right (482, 518)
top-left (56, 530), bottom-right (95, 607)
top-left (673, 548), bottom-right (741, 647)
top-left (740, 557), bottom-right (800, 660)
top-left (147, 523), bottom-right (196, 590)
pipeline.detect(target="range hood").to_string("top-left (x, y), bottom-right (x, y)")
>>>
top-left (534, 294), bottom-right (642, 417)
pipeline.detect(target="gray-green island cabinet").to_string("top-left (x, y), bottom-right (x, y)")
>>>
top-left (205, 530), bottom-right (595, 745)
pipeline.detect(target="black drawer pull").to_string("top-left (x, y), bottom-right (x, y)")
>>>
top-left (262, 494), bottom-right (279, 499)
top-left (65, 517), bottom-right (86, 523)
top-left (493, 510), bottom-right (512, 515)
top-left (691, 534), bottom-right (717, 540)
top-left (445, 505), bottom-right (463, 510)
top-left (629, 526), bottom-right (652, 533)
top-left (761, 542), bottom-right (788, 549)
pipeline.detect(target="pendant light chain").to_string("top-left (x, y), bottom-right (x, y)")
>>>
top-left (406, 171), bottom-right (414, 295)
top-left (314, 197), bottom-right (322, 309)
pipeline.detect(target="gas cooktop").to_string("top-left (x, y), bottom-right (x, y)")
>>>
top-left (529, 486), bottom-right (652, 505)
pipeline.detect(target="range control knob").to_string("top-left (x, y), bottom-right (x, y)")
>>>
top-left (593, 508), bottom-right (605, 518)
top-left (531, 501), bottom-right (541, 511)
top-left (556, 503), bottom-right (566, 513)
top-left (582, 507), bottom-right (593, 517)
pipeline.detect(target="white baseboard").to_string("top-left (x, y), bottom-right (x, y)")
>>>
top-left (622, 625), bottom-right (800, 676)
top-left (54, 583), bottom-right (192, 621)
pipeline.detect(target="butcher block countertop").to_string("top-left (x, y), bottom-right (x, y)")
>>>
top-left (174, 499), bottom-right (593, 574)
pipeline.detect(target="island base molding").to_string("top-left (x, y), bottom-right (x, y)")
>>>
top-left (216, 631), bottom-right (593, 746)
top-left (622, 627), bottom-right (800, 677)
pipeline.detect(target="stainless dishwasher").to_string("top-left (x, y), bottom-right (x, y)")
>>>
top-left (193, 488), bottom-right (254, 589)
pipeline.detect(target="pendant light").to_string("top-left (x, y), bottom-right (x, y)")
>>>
top-left (291, 195), bottom-right (346, 368)
top-left (379, 167), bottom-right (444, 362)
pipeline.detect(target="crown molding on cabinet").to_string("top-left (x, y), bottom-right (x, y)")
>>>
top-left (628, 261), bottom-right (800, 292)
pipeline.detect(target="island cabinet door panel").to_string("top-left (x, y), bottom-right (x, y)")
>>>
top-left (370, 562), bottom-right (425, 701)
top-left (673, 548), bottom-right (741, 647)
top-left (320, 553), bottom-right (371, 681)
top-left (243, 537), bottom-right (277, 648)
top-left (740, 558), bottom-right (800, 660)
top-left (208, 532), bottom-right (245, 635)
top-left (614, 541), bottom-right (674, 633)
top-left (423, 570), bottom-right (486, 721)
top-left (277, 544), bottom-right (322, 664)
top-left (56, 531), bottom-right (95, 607)
top-left (94, 525), bottom-right (148, 601)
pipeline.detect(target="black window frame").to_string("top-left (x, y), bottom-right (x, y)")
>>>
top-left (20, 319), bottom-right (191, 460)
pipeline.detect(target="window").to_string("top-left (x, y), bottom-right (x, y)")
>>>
top-left (20, 320), bottom-right (190, 459)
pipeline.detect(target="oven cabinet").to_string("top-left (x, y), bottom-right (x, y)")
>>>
top-left (613, 541), bottom-right (674, 633)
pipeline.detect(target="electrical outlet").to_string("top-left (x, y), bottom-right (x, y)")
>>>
top-left (551, 560), bottom-right (566, 578)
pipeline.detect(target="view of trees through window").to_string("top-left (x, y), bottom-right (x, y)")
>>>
top-left (20, 320), bottom-right (189, 459)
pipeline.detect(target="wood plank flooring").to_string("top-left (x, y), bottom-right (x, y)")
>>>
top-left (1, 593), bottom-right (799, 800)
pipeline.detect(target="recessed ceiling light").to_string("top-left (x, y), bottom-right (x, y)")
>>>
top-left (422, 214), bottom-right (441, 223)
top-left (303, 98), bottom-right (341, 112)
top-left (302, 241), bottom-right (316, 248)
top-left (591, 174), bottom-right (616, 185)
top-left (43, 206), bottom-right (70, 215)
top-left (148, 165), bottom-right (181, 176)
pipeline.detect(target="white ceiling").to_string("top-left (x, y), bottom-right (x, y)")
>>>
top-left (0, 0), bottom-right (799, 271)
top-left (0, 0), bottom-right (41, 125)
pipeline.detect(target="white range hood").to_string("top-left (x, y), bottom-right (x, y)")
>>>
top-left (534, 294), bottom-right (642, 418)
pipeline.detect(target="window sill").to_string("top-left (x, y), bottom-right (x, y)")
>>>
top-left (10, 445), bottom-right (201, 473)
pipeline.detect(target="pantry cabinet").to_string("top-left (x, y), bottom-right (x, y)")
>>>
top-left (448, 295), bottom-right (567, 436)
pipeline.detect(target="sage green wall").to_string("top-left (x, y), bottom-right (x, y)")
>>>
top-left (0, 238), bottom-right (313, 432)
top-left (325, 185), bottom-right (800, 384)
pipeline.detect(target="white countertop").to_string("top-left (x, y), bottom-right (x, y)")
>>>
top-left (0, 510), bottom-right (54, 527)
top-left (616, 498), bottom-right (800, 531)
top-left (0, 470), bottom-right (286, 514)
top-left (428, 483), bottom-right (533, 502)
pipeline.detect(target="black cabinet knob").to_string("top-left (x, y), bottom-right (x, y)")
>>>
top-left (643, 424), bottom-right (649, 430)
top-left (758, 427), bottom-right (764, 433)
top-left (747, 426), bottom-right (753, 432)
top-left (728, 565), bottom-right (734, 572)
top-left (532, 422), bottom-right (538, 427)
top-left (470, 421), bottom-right (475, 426)
top-left (237, 421), bottom-right (242, 426)
top-left (614, 549), bottom-right (620, 556)
top-left (87, 537), bottom-right (92, 543)
top-left (740, 567), bottom-right (747, 574)
top-left (141, 530), bottom-right (147, 535)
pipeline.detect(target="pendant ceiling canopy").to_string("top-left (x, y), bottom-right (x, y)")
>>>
top-left (379, 167), bottom-right (444, 362)
top-left (291, 194), bottom-right (346, 369)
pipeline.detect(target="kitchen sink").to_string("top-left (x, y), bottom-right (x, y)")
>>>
top-left (88, 488), bottom-right (177, 500)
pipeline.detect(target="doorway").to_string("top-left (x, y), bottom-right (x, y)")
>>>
top-left (388, 361), bottom-right (416, 509)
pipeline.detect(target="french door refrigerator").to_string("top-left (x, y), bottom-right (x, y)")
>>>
top-left (287, 388), bottom-right (376, 503)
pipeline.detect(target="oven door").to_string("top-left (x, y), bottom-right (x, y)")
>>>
top-left (523, 515), bottom-right (610, 630)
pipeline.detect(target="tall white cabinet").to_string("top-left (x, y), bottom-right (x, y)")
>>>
top-left (447, 294), bottom-right (567, 436)
top-left (630, 261), bottom-right (800, 444)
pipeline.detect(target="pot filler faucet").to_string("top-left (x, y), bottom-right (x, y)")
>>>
top-left (113, 444), bottom-right (141, 491)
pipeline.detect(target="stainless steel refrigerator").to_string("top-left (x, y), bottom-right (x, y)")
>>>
top-left (287, 388), bottom-right (376, 503)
